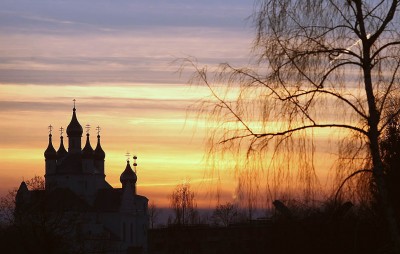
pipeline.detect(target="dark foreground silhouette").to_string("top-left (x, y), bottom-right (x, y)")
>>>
top-left (148, 208), bottom-right (390, 254)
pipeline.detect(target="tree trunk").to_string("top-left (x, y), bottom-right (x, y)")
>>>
top-left (363, 45), bottom-right (400, 253)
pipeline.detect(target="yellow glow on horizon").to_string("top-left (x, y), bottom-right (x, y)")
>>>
top-left (0, 82), bottom-right (238, 208)
top-left (0, 81), bottom-right (354, 208)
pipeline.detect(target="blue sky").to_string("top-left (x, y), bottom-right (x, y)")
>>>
top-left (1, 0), bottom-right (251, 29)
top-left (0, 0), bottom-right (254, 84)
top-left (0, 0), bottom-right (348, 206)
top-left (0, 0), bottom-right (256, 205)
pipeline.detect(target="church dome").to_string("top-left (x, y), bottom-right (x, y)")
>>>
top-left (82, 133), bottom-right (94, 159)
top-left (57, 136), bottom-right (68, 159)
top-left (44, 134), bottom-right (57, 160)
top-left (120, 161), bottom-right (137, 185)
top-left (94, 135), bottom-right (105, 160)
top-left (66, 107), bottom-right (83, 137)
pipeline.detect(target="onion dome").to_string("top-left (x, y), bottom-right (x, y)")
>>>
top-left (66, 107), bottom-right (83, 137)
top-left (57, 136), bottom-right (68, 159)
top-left (44, 134), bottom-right (57, 160)
top-left (94, 135), bottom-right (105, 160)
top-left (82, 133), bottom-right (94, 159)
top-left (120, 161), bottom-right (137, 185)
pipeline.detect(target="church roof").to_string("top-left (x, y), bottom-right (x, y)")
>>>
top-left (82, 133), bottom-right (94, 159)
top-left (16, 181), bottom-right (28, 196)
top-left (93, 188), bottom-right (148, 212)
top-left (19, 186), bottom-right (148, 214)
top-left (66, 107), bottom-right (83, 137)
top-left (17, 187), bottom-right (90, 212)
top-left (45, 188), bottom-right (90, 211)
top-left (93, 188), bottom-right (123, 211)
top-left (44, 134), bottom-right (57, 160)
top-left (120, 161), bottom-right (137, 185)
top-left (94, 135), bottom-right (105, 160)
top-left (17, 187), bottom-right (90, 213)
top-left (57, 136), bottom-right (68, 159)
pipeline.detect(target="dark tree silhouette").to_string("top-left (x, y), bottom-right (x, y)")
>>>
top-left (0, 176), bottom-right (96, 253)
top-left (0, 175), bottom-right (45, 225)
top-left (184, 0), bottom-right (400, 251)
top-left (379, 107), bottom-right (400, 216)
top-left (0, 189), bottom-right (17, 226)
top-left (25, 175), bottom-right (45, 190)
top-left (212, 202), bottom-right (239, 226)
top-left (170, 182), bottom-right (198, 225)
top-left (149, 201), bottom-right (161, 229)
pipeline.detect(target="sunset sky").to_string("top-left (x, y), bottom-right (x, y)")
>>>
top-left (0, 0), bottom-right (255, 207)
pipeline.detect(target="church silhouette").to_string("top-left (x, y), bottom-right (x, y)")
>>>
top-left (16, 103), bottom-right (149, 254)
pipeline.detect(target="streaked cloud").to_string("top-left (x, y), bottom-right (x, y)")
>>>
top-left (0, 0), bottom-right (251, 30)
top-left (0, 0), bottom-right (253, 85)
top-left (0, 0), bottom-right (254, 207)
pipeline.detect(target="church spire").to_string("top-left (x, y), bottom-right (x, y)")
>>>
top-left (66, 99), bottom-right (83, 153)
top-left (94, 126), bottom-right (105, 160)
top-left (82, 124), bottom-right (94, 159)
top-left (94, 126), bottom-right (105, 174)
top-left (44, 125), bottom-right (57, 161)
top-left (57, 127), bottom-right (67, 159)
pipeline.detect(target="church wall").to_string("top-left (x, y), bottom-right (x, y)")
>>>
top-left (94, 160), bottom-right (105, 174)
top-left (98, 212), bottom-right (122, 239)
top-left (45, 160), bottom-right (57, 175)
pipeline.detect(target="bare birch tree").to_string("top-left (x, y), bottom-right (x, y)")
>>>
top-left (170, 182), bottom-right (198, 225)
top-left (212, 202), bottom-right (239, 226)
top-left (0, 175), bottom-right (45, 225)
top-left (185, 0), bottom-right (400, 251)
top-left (148, 201), bottom-right (161, 229)
top-left (25, 175), bottom-right (45, 190)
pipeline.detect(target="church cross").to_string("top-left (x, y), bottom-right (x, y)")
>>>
top-left (85, 124), bottom-right (91, 134)
top-left (60, 126), bottom-right (64, 136)
top-left (96, 126), bottom-right (101, 135)
top-left (125, 152), bottom-right (131, 162)
top-left (48, 124), bottom-right (53, 135)
top-left (73, 99), bottom-right (76, 108)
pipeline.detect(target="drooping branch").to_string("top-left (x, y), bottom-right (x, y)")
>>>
top-left (219, 123), bottom-right (368, 145)
top-left (379, 107), bottom-right (400, 133)
top-left (185, 3), bottom-right (400, 245)
top-left (256, 123), bottom-right (368, 138)
top-left (368, 0), bottom-right (398, 44)
top-left (334, 169), bottom-right (374, 203)
top-left (378, 58), bottom-right (400, 117)
top-left (220, 62), bottom-right (369, 123)
top-left (281, 88), bottom-right (368, 120)
top-left (190, 62), bottom-right (255, 137)
top-left (371, 41), bottom-right (400, 60)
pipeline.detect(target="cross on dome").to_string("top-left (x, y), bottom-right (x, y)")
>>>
top-left (60, 127), bottom-right (64, 136)
top-left (48, 125), bottom-right (53, 135)
top-left (85, 124), bottom-right (91, 134)
top-left (96, 126), bottom-right (101, 136)
top-left (125, 152), bottom-right (131, 162)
